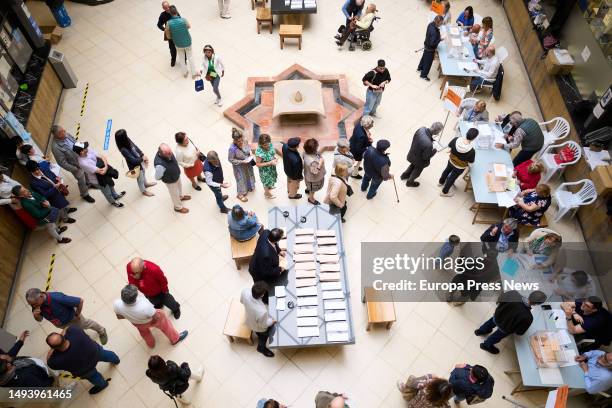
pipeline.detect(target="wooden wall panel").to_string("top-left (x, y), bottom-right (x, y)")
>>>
top-left (27, 62), bottom-right (63, 152)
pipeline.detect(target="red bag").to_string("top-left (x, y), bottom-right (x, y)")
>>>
top-left (553, 146), bottom-right (575, 164)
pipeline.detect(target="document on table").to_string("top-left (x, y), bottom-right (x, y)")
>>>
top-left (297, 296), bottom-right (319, 307)
top-left (279, 239), bottom-right (288, 250)
top-left (294, 253), bottom-right (316, 262)
top-left (317, 237), bottom-right (337, 246)
top-left (275, 286), bottom-right (286, 297)
top-left (297, 326), bottom-right (320, 337)
top-left (325, 311), bottom-right (347, 321)
top-left (322, 290), bottom-right (344, 300)
top-left (559, 349), bottom-right (579, 366)
top-left (553, 310), bottom-right (568, 329)
top-left (295, 261), bottom-right (317, 270)
top-left (296, 278), bottom-right (318, 287)
top-left (317, 246), bottom-right (338, 255)
top-left (316, 230), bottom-right (335, 237)
top-left (276, 297), bottom-right (286, 311)
top-left (295, 228), bottom-right (314, 235)
top-left (477, 123), bottom-right (492, 136)
top-left (496, 191), bottom-right (517, 208)
top-left (297, 316), bottom-right (319, 326)
top-left (320, 272), bottom-right (340, 281)
top-left (318, 254), bottom-right (340, 263)
top-left (326, 321), bottom-right (349, 332)
top-left (321, 281), bottom-right (342, 291)
top-left (451, 38), bottom-right (462, 47)
top-left (297, 307), bottom-right (318, 317)
top-left (324, 300), bottom-right (346, 310)
top-left (296, 269), bottom-right (317, 279)
top-left (295, 235), bottom-right (315, 244)
top-left (457, 62), bottom-right (477, 71)
top-left (296, 286), bottom-right (318, 297)
top-left (293, 244), bottom-right (314, 253)
top-left (449, 27), bottom-right (460, 35)
top-left (327, 331), bottom-right (349, 342)
top-left (557, 329), bottom-right (572, 345)
top-left (538, 367), bottom-right (563, 385)
top-left (320, 264), bottom-right (340, 272)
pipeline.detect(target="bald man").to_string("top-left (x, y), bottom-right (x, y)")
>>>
top-left (157, 1), bottom-right (177, 66)
top-left (127, 257), bottom-right (181, 319)
top-left (315, 391), bottom-right (351, 408)
top-left (154, 143), bottom-right (190, 213)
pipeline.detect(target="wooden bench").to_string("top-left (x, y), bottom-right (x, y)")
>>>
top-left (223, 299), bottom-right (254, 344)
top-left (256, 7), bottom-right (273, 34)
top-left (364, 287), bottom-right (396, 331)
top-left (279, 24), bottom-right (302, 50)
top-left (230, 235), bottom-right (257, 269)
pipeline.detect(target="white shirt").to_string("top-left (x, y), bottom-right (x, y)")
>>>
top-left (240, 288), bottom-right (274, 333)
top-left (0, 175), bottom-right (20, 206)
top-left (113, 293), bottom-right (155, 324)
top-left (474, 55), bottom-right (500, 80)
top-left (174, 144), bottom-right (198, 168)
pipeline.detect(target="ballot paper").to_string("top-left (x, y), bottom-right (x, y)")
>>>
top-left (321, 281), bottom-right (342, 291)
top-left (322, 290), bottom-right (344, 300)
top-left (317, 237), bottom-right (337, 246)
top-left (538, 367), bottom-right (563, 385)
top-left (296, 269), bottom-right (317, 278)
top-left (451, 38), bottom-right (462, 47)
top-left (295, 262), bottom-right (317, 270)
top-left (327, 331), bottom-right (350, 342)
top-left (559, 349), bottom-right (579, 367)
top-left (316, 230), bottom-right (336, 237)
top-left (279, 239), bottom-right (288, 250)
top-left (275, 286), bottom-right (286, 297)
top-left (296, 278), bottom-right (318, 287)
top-left (457, 61), bottom-right (478, 71)
top-left (297, 308), bottom-right (318, 317)
top-left (294, 253), bottom-right (316, 262)
top-left (325, 311), bottom-right (347, 321)
top-left (326, 321), bottom-right (349, 332)
top-left (295, 228), bottom-right (314, 235)
top-left (297, 326), bottom-right (320, 337)
top-left (320, 272), bottom-right (341, 281)
top-left (293, 244), bottom-right (314, 254)
top-left (297, 296), bottom-right (319, 307)
top-left (449, 27), bottom-right (460, 35)
top-left (318, 254), bottom-right (340, 263)
top-left (320, 264), bottom-right (341, 272)
top-left (276, 297), bottom-right (286, 311)
top-left (557, 330), bottom-right (572, 345)
top-left (478, 123), bottom-right (492, 136)
top-left (295, 235), bottom-right (315, 244)
top-left (297, 317), bottom-right (319, 326)
top-left (296, 286), bottom-right (318, 297)
top-left (496, 191), bottom-right (517, 208)
top-left (317, 246), bottom-right (338, 255)
top-left (324, 300), bottom-right (346, 310)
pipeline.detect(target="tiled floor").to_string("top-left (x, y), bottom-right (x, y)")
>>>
top-left (5, 0), bottom-right (587, 407)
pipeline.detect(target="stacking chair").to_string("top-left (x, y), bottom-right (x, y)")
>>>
top-left (540, 140), bottom-right (582, 182)
top-left (537, 117), bottom-right (571, 158)
top-left (552, 179), bottom-right (597, 222)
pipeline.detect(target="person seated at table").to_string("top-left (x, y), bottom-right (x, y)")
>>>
top-left (575, 351), bottom-right (612, 395)
top-left (521, 227), bottom-right (562, 269)
top-left (494, 112), bottom-right (545, 167)
top-left (228, 204), bottom-right (262, 242)
top-left (335, 3), bottom-right (377, 48)
top-left (469, 47), bottom-right (500, 92)
top-left (480, 218), bottom-right (519, 255)
top-left (471, 16), bottom-right (493, 58)
top-left (550, 268), bottom-right (594, 301)
top-left (508, 184), bottom-right (552, 227)
top-left (456, 99), bottom-right (488, 123)
top-left (562, 297), bottom-right (612, 352)
top-left (26, 160), bottom-right (75, 215)
top-left (456, 6), bottom-right (474, 29)
top-left (513, 159), bottom-right (544, 190)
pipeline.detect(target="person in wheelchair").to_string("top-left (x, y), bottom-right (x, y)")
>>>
top-left (335, 3), bottom-right (377, 50)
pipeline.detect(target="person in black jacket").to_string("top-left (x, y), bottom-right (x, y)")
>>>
top-left (0, 330), bottom-right (56, 388)
top-left (361, 139), bottom-right (392, 199)
top-left (417, 15), bottom-right (443, 81)
top-left (157, 1), bottom-right (184, 67)
top-left (400, 122), bottom-right (443, 187)
top-left (146, 355), bottom-right (203, 405)
top-left (475, 290), bottom-right (547, 354)
top-left (438, 128), bottom-right (478, 197)
top-left (449, 363), bottom-right (494, 404)
top-left (480, 218), bottom-right (519, 255)
top-left (249, 228), bottom-right (286, 284)
top-left (26, 160), bottom-right (76, 216)
top-left (115, 129), bottom-right (156, 197)
top-left (349, 115), bottom-right (374, 179)
top-left (281, 137), bottom-right (303, 199)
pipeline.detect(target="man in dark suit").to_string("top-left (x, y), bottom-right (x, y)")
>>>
top-left (480, 218), bottom-right (519, 255)
top-left (249, 228), bottom-right (286, 284)
top-left (417, 15), bottom-right (443, 81)
top-left (26, 160), bottom-right (76, 217)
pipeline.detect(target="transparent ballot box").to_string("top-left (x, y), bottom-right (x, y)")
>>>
top-left (529, 331), bottom-right (570, 368)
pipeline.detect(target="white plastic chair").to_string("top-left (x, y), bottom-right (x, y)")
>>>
top-left (537, 117), bottom-right (571, 157)
top-left (552, 179), bottom-right (597, 222)
top-left (540, 140), bottom-right (582, 182)
top-left (496, 46), bottom-right (509, 64)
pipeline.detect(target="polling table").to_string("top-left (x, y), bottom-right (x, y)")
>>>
top-left (271, 0), bottom-right (317, 25)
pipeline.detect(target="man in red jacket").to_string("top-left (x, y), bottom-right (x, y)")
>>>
top-left (126, 257), bottom-right (181, 319)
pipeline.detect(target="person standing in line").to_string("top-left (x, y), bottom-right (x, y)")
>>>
top-left (332, 139), bottom-right (355, 180)
top-left (449, 363), bottom-right (494, 404)
top-left (154, 143), bottom-right (191, 213)
top-left (324, 164), bottom-right (350, 223)
top-left (157, 1), bottom-right (181, 67)
top-left (113, 285), bottom-right (188, 348)
top-left (198, 45), bottom-right (225, 106)
top-left (146, 355), bottom-right (203, 405)
top-left (0, 330), bottom-right (58, 388)
top-left (349, 115), bottom-right (374, 179)
top-left (302, 138), bottom-right (326, 205)
top-left (218, 0), bottom-right (231, 19)
top-left (438, 128), bottom-right (478, 197)
top-left (417, 15), bottom-right (443, 81)
top-left (240, 281), bottom-right (276, 357)
top-left (115, 129), bottom-right (156, 197)
top-left (361, 139), bottom-right (392, 200)
top-left (400, 122), bottom-right (443, 187)
top-left (50, 125), bottom-right (95, 203)
top-left (203, 151), bottom-right (231, 214)
top-left (73, 141), bottom-right (125, 207)
top-left (165, 6), bottom-right (196, 78)
top-left (26, 160), bottom-right (76, 214)
top-left (12, 186), bottom-right (72, 243)
top-left (228, 128), bottom-right (256, 202)
top-left (281, 137), bottom-right (303, 199)
top-left (126, 257), bottom-right (182, 319)
top-left (174, 132), bottom-right (204, 191)
top-left (255, 134), bottom-right (278, 199)
top-left (362, 59), bottom-right (391, 117)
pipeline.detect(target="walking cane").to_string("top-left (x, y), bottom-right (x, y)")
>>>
top-left (392, 177), bottom-right (400, 203)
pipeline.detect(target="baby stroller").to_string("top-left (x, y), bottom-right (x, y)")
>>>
top-left (335, 16), bottom-right (379, 51)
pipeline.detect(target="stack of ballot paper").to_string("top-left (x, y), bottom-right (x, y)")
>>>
top-left (276, 286), bottom-right (286, 311)
top-left (316, 229), bottom-right (335, 237)
top-left (304, 0), bottom-right (316, 8)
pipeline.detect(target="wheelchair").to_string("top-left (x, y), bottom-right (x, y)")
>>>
top-left (335, 16), bottom-right (379, 51)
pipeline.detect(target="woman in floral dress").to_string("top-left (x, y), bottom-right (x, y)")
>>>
top-left (255, 133), bottom-right (278, 199)
top-left (228, 128), bottom-right (256, 202)
top-left (508, 184), bottom-right (552, 226)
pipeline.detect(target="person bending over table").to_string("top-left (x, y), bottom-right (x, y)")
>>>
top-left (228, 204), bottom-right (262, 241)
top-left (520, 227), bottom-right (562, 269)
top-left (508, 184), bottom-right (552, 227)
top-left (575, 351), bottom-right (612, 395)
top-left (494, 112), bottom-right (545, 167)
top-left (513, 159), bottom-right (544, 191)
top-left (456, 6), bottom-right (474, 29)
top-left (249, 228), bottom-right (287, 285)
top-left (550, 268), bottom-right (595, 301)
top-left (562, 297), bottom-right (612, 352)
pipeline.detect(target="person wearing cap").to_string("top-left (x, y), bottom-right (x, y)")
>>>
top-left (417, 14), bottom-right (443, 81)
top-left (335, 3), bottom-right (377, 49)
top-left (362, 59), bottom-right (390, 117)
top-left (401, 122), bottom-right (443, 187)
top-left (228, 204), bottom-right (262, 241)
top-left (198, 44), bottom-right (225, 106)
top-left (332, 139), bottom-right (355, 181)
top-left (155, 143), bottom-right (190, 213)
top-left (74, 141), bottom-right (125, 208)
top-left (361, 139), bottom-right (392, 200)
top-left (281, 137), bottom-right (303, 199)
top-left (50, 125), bottom-right (95, 203)
top-left (438, 129), bottom-right (478, 197)
top-left (349, 115), bottom-right (374, 179)
top-left (27, 160), bottom-right (76, 214)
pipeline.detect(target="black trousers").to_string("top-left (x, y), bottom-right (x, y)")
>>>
top-left (512, 149), bottom-right (538, 167)
top-left (401, 163), bottom-right (426, 183)
top-left (256, 327), bottom-right (270, 351)
top-left (146, 292), bottom-right (180, 313)
top-left (439, 162), bottom-right (465, 194)
top-left (417, 49), bottom-right (435, 78)
top-left (168, 39), bottom-right (177, 63)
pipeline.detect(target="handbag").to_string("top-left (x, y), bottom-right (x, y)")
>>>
top-left (57, 184), bottom-right (69, 196)
top-left (194, 78), bottom-right (204, 92)
top-left (125, 166), bottom-right (140, 178)
top-left (190, 139), bottom-right (206, 162)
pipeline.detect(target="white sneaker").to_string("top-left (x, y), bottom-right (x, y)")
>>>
top-left (216, 98), bottom-right (223, 107)
top-left (191, 366), bottom-right (204, 382)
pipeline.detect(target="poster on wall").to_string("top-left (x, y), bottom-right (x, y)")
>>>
top-left (0, 54), bottom-right (18, 112)
top-left (4, 27), bottom-right (32, 74)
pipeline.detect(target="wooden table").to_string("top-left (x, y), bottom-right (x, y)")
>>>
top-left (279, 24), bottom-right (303, 50)
top-left (271, 0), bottom-right (316, 25)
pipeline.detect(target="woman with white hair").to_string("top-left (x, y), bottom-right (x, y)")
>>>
top-left (480, 218), bottom-right (519, 254)
top-left (349, 115), bottom-right (374, 179)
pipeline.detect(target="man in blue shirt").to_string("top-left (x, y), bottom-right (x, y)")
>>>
top-left (449, 363), bottom-right (494, 404)
top-left (575, 351), bottom-right (612, 394)
top-left (26, 288), bottom-right (108, 345)
top-left (341, 0), bottom-right (365, 27)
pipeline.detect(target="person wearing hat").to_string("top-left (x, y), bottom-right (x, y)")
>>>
top-left (349, 115), bottom-right (374, 179)
top-left (74, 142), bottom-right (125, 207)
top-left (438, 129), bottom-right (478, 197)
top-left (198, 44), bottom-right (225, 106)
top-left (332, 139), bottom-right (355, 181)
top-left (26, 160), bottom-right (76, 215)
top-left (400, 122), bottom-right (443, 187)
top-left (361, 139), bottom-right (392, 200)
top-left (362, 59), bottom-right (391, 117)
top-left (281, 137), bottom-right (303, 199)
top-left (417, 14), bottom-right (443, 81)
top-left (228, 204), bottom-right (262, 241)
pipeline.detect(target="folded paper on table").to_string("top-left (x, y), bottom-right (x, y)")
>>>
top-left (297, 296), bottom-right (319, 307)
top-left (325, 311), bottom-right (347, 321)
top-left (316, 230), bottom-right (335, 237)
top-left (293, 244), bottom-right (314, 253)
top-left (297, 307), bottom-right (318, 317)
top-left (296, 277), bottom-right (318, 287)
top-left (276, 297), bottom-right (286, 311)
top-left (297, 326), bottom-right (320, 337)
top-left (317, 237), bottom-right (337, 246)
top-left (496, 191), bottom-right (517, 207)
top-left (296, 286), bottom-right (318, 297)
top-left (295, 228), bottom-right (314, 235)
top-left (294, 253), bottom-right (316, 262)
top-left (321, 281), bottom-right (342, 291)
top-left (451, 38), bottom-right (462, 47)
top-left (275, 286), bottom-right (286, 297)
top-left (326, 321), bottom-right (349, 332)
top-left (320, 264), bottom-right (340, 272)
top-left (449, 27), bottom-right (460, 35)
top-left (322, 290), bottom-right (344, 300)
top-left (295, 261), bottom-right (317, 270)
top-left (327, 331), bottom-right (349, 342)
top-left (324, 300), bottom-right (346, 310)
top-left (317, 247), bottom-right (338, 255)
top-left (320, 272), bottom-right (340, 281)
top-left (295, 236), bottom-right (315, 244)
top-left (478, 124), bottom-right (493, 136)
top-left (318, 254), bottom-right (340, 263)
top-left (297, 316), bottom-right (319, 326)
top-left (538, 367), bottom-right (563, 385)
top-left (296, 269), bottom-right (317, 278)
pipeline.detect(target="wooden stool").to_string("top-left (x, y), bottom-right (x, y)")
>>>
top-left (223, 299), bottom-right (254, 344)
top-left (251, 0), bottom-right (267, 10)
top-left (279, 24), bottom-right (302, 50)
top-left (256, 7), bottom-right (273, 34)
top-left (364, 287), bottom-right (396, 331)
top-left (230, 235), bottom-right (257, 269)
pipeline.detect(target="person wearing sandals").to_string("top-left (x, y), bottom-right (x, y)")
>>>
top-left (397, 374), bottom-right (453, 407)
top-left (324, 164), bottom-right (350, 223)
top-left (174, 132), bottom-right (204, 191)
top-left (203, 151), bottom-right (231, 214)
top-left (115, 129), bottom-right (156, 197)
top-left (255, 134), bottom-right (278, 199)
top-left (303, 138), bottom-right (326, 205)
top-left (228, 128), bottom-right (256, 203)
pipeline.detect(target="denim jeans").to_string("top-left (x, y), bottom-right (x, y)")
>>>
top-left (136, 168), bottom-right (147, 193)
top-left (208, 185), bottom-right (228, 210)
top-left (82, 346), bottom-right (120, 388)
top-left (360, 174), bottom-right (383, 199)
top-left (470, 76), bottom-right (494, 92)
top-left (364, 89), bottom-right (383, 116)
top-left (99, 184), bottom-right (119, 204)
top-left (438, 162), bottom-right (465, 194)
top-left (209, 76), bottom-right (221, 99)
top-left (478, 316), bottom-right (509, 347)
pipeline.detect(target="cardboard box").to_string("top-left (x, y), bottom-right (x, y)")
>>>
top-left (591, 165), bottom-right (612, 197)
top-left (41, 26), bottom-right (62, 44)
top-left (545, 49), bottom-right (575, 75)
